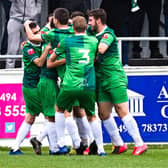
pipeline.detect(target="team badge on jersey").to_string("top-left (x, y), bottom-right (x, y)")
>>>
top-left (49, 49), bottom-right (53, 55)
top-left (102, 33), bottom-right (108, 39)
top-left (28, 49), bottom-right (35, 55)
top-left (41, 31), bottom-right (47, 35)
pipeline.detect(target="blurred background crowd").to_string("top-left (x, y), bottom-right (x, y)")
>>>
top-left (0, 0), bottom-right (167, 68)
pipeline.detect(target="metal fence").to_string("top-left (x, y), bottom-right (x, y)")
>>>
top-left (0, 37), bottom-right (168, 69)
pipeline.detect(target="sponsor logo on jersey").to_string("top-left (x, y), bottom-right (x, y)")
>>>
top-left (41, 31), bottom-right (46, 34)
top-left (28, 49), bottom-right (35, 55)
top-left (102, 33), bottom-right (108, 39)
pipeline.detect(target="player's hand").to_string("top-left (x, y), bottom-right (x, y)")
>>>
top-left (20, 41), bottom-right (27, 50)
top-left (45, 44), bottom-right (52, 51)
top-left (24, 20), bottom-right (32, 27)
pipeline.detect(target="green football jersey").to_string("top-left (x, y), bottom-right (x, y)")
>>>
top-left (95, 26), bottom-right (128, 88)
top-left (40, 26), bottom-right (50, 52)
top-left (22, 41), bottom-right (42, 88)
top-left (41, 26), bottom-right (50, 34)
top-left (41, 26), bottom-right (74, 80)
top-left (40, 26), bottom-right (58, 80)
top-left (55, 34), bottom-right (98, 91)
top-left (41, 26), bottom-right (74, 49)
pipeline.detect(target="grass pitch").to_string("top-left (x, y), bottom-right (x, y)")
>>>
top-left (0, 145), bottom-right (167, 168)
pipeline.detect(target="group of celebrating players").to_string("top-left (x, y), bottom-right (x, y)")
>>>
top-left (9, 7), bottom-right (148, 156)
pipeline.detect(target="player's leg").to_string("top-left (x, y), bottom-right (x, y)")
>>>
top-left (74, 107), bottom-right (94, 144)
top-left (35, 117), bottom-right (49, 147)
top-left (9, 113), bottom-right (36, 155)
top-left (30, 117), bottom-right (49, 155)
top-left (98, 101), bottom-right (127, 154)
top-left (9, 86), bottom-right (42, 155)
top-left (38, 82), bottom-right (59, 150)
top-left (112, 86), bottom-right (148, 155)
top-left (37, 78), bottom-right (59, 155)
top-left (46, 116), bottom-right (59, 155)
top-left (65, 110), bottom-right (85, 154)
top-left (97, 85), bottom-right (127, 154)
top-left (9, 86), bottom-right (41, 155)
top-left (55, 89), bottom-right (77, 154)
top-left (78, 90), bottom-right (106, 156)
top-left (73, 107), bottom-right (94, 155)
top-left (73, 106), bottom-right (88, 146)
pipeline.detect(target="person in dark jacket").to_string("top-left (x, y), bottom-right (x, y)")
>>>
top-left (100, 0), bottom-right (131, 36)
top-left (48, 0), bottom-right (91, 16)
top-left (137, 0), bottom-right (163, 58)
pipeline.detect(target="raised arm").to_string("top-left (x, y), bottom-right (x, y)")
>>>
top-left (24, 20), bottom-right (43, 42)
top-left (34, 44), bottom-right (51, 67)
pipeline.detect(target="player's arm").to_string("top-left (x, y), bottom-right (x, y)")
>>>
top-left (47, 52), bottom-right (66, 68)
top-left (20, 41), bottom-right (27, 51)
top-left (98, 43), bottom-right (109, 54)
top-left (98, 33), bottom-right (114, 54)
top-left (33, 44), bottom-right (52, 67)
top-left (24, 20), bottom-right (43, 42)
top-left (47, 40), bottom-right (66, 68)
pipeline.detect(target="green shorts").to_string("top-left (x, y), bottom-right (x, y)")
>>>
top-left (96, 84), bottom-right (128, 104)
top-left (22, 86), bottom-right (42, 116)
top-left (73, 100), bottom-right (80, 106)
top-left (38, 77), bottom-right (59, 117)
top-left (57, 89), bottom-right (95, 116)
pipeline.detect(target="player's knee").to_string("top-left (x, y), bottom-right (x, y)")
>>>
top-left (98, 111), bottom-right (110, 121)
top-left (25, 113), bottom-right (36, 124)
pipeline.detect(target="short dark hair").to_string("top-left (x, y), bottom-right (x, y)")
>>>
top-left (88, 8), bottom-right (107, 24)
top-left (70, 11), bottom-right (85, 19)
top-left (72, 16), bottom-right (87, 33)
top-left (53, 8), bottom-right (69, 25)
top-left (50, 18), bottom-right (55, 29)
top-left (47, 13), bottom-right (53, 22)
top-left (24, 21), bottom-right (38, 33)
top-left (29, 22), bottom-right (38, 29)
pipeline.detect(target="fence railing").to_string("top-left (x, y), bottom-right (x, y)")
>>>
top-left (117, 37), bottom-right (168, 61)
top-left (0, 37), bottom-right (168, 68)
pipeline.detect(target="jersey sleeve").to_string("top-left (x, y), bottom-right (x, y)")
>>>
top-left (22, 47), bottom-right (39, 62)
top-left (99, 33), bottom-right (114, 46)
top-left (54, 39), bottom-right (65, 56)
top-left (41, 30), bottom-right (55, 43)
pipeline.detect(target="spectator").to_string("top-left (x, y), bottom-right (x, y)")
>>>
top-left (128, 0), bottom-right (144, 58)
top-left (6, 0), bottom-right (43, 69)
top-left (90, 0), bottom-right (102, 9)
top-left (0, 0), bottom-right (6, 54)
top-left (100, 0), bottom-right (131, 36)
top-left (48, 0), bottom-right (91, 16)
top-left (137, 0), bottom-right (163, 58)
top-left (48, 0), bottom-right (59, 14)
top-left (164, 0), bottom-right (168, 56)
top-left (1, 0), bottom-right (11, 55)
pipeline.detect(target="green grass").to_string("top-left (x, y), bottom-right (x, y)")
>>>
top-left (0, 145), bottom-right (167, 168)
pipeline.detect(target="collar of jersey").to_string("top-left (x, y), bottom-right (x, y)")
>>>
top-left (28, 40), bottom-right (41, 47)
top-left (96, 25), bottom-right (107, 37)
top-left (75, 33), bottom-right (86, 36)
